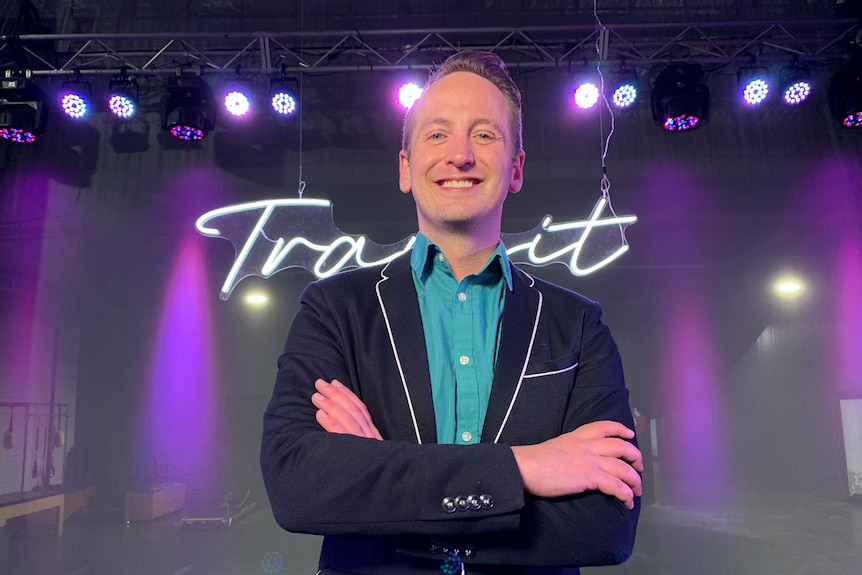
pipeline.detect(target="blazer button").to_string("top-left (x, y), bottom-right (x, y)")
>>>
top-left (455, 496), bottom-right (470, 511)
top-left (467, 495), bottom-right (482, 510)
top-left (442, 497), bottom-right (456, 513)
top-left (479, 494), bottom-right (494, 509)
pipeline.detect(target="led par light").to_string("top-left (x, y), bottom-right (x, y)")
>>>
top-left (162, 76), bottom-right (216, 140)
top-left (0, 75), bottom-right (47, 144)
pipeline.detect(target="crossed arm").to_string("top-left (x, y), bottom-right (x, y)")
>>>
top-left (312, 378), bottom-right (643, 509)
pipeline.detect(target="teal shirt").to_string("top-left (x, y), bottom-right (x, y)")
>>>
top-left (410, 233), bottom-right (513, 445)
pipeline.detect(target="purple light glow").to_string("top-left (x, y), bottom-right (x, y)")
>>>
top-left (835, 233), bottom-right (862, 394)
top-left (0, 127), bottom-right (37, 143)
top-left (574, 82), bottom-right (600, 109)
top-left (138, 235), bottom-right (222, 498)
top-left (224, 90), bottom-right (250, 116)
top-left (397, 83), bottom-right (423, 110)
top-left (663, 114), bottom-right (700, 131)
top-left (108, 94), bottom-right (136, 118)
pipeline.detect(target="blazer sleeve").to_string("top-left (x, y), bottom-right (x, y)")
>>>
top-left (260, 278), bottom-right (528, 538)
top-left (397, 298), bottom-right (640, 568)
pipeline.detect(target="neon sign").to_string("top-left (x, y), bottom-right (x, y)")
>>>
top-left (196, 197), bottom-right (637, 300)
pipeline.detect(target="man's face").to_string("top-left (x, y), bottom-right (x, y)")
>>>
top-left (399, 71), bottom-right (525, 241)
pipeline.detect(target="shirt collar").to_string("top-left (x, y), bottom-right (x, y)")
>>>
top-left (410, 232), bottom-right (513, 290)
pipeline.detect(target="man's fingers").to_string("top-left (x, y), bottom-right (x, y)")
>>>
top-left (572, 420), bottom-right (636, 441)
top-left (313, 379), bottom-right (382, 440)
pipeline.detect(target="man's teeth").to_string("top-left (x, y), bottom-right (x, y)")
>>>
top-left (440, 180), bottom-right (476, 188)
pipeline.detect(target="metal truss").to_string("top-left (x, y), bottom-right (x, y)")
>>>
top-left (1, 19), bottom-right (859, 78)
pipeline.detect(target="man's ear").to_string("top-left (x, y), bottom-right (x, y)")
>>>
top-left (398, 149), bottom-right (412, 194)
top-left (509, 149), bottom-right (525, 193)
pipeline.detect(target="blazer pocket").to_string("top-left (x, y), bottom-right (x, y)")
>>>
top-left (523, 350), bottom-right (579, 379)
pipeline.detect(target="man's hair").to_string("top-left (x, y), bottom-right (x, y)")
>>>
top-left (401, 50), bottom-right (523, 159)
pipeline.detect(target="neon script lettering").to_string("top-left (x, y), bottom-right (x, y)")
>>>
top-left (196, 198), bottom-right (637, 300)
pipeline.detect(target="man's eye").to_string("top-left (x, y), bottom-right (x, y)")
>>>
top-left (475, 132), bottom-right (496, 141)
top-left (428, 132), bottom-right (445, 140)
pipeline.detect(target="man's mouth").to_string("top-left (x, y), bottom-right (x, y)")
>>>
top-left (438, 179), bottom-right (480, 188)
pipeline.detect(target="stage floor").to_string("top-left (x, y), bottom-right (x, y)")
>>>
top-left (1, 496), bottom-right (860, 575)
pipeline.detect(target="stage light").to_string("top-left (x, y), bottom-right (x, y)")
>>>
top-left (162, 76), bottom-right (216, 141)
top-left (0, 74), bottom-right (47, 144)
top-left (780, 63), bottom-right (812, 105)
top-left (269, 77), bottom-right (298, 116)
top-left (573, 80), bottom-right (600, 109)
top-left (107, 76), bottom-right (138, 119)
top-left (222, 78), bottom-right (253, 117)
top-left (738, 66), bottom-right (770, 105)
top-left (651, 63), bottom-right (710, 132)
top-left (772, 274), bottom-right (806, 301)
top-left (60, 80), bottom-right (91, 119)
top-left (610, 72), bottom-right (639, 108)
top-left (829, 56), bottom-right (862, 128)
top-left (397, 82), bottom-right (423, 110)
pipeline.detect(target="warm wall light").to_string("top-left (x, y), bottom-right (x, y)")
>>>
top-left (0, 74), bottom-right (47, 144)
top-left (245, 292), bottom-right (269, 306)
top-left (772, 274), bottom-right (806, 301)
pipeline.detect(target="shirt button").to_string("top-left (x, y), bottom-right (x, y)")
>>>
top-left (459, 355), bottom-right (470, 365)
top-left (461, 431), bottom-right (473, 442)
top-left (438, 253), bottom-right (445, 262)
top-left (457, 292), bottom-right (467, 302)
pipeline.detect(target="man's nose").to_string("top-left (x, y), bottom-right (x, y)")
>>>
top-left (446, 135), bottom-right (475, 168)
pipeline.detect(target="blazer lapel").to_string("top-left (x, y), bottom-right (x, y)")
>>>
top-left (482, 268), bottom-right (542, 443)
top-left (376, 255), bottom-right (438, 444)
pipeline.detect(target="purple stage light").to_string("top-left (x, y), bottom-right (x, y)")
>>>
top-left (742, 78), bottom-right (769, 105)
top-left (398, 82), bottom-right (423, 110)
top-left (271, 92), bottom-right (296, 116)
top-left (843, 112), bottom-right (862, 127)
top-left (663, 114), bottom-right (700, 132)
top-left (0, 127), bottom-right (37, 143)
top-left (784, 81), bottom-right (811, 105)
top-left (224, 90), bottom-right (250, 116)
top-left (574, 82), bottom-right (600, 109)
top-left (612, 84), bottom-right (637, 108)
top-left (108, 94), bottom-right (136, 118)
top-left (61, 92), bottom-right (87, 118)
top-left (169, 125), bottom-right (206, 141)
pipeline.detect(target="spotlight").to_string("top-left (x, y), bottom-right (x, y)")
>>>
top-left (60, 80), bottom-right (91, 119)
top-left (829, 56), bottom-right (862, 128)
top-left (780, 63), bottom-right (812, 105)
top-left (107, 76), bottom-right (139, 119)
top-left (162, 76), bottom-right (216, 141)
top-left (397, 82), bottom-right (423, 110)
top-left (0, 74), bottom-right (47, 144)
top-left (651, 63), bottom-right (710, 132)
top-left (610, 72), bottom-right (639, 108)
top-left (573, 79), bottom-right (600, 109)
top-left (738, 66), bottom-right (770, 106)
top-left (222, 78), bottom-right (253, 117)
top-left (269, 77), bottom-right (298, 116)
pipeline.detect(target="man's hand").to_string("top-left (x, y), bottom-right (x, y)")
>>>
top-left (312, 379), bottom-right (383, 440)
top-left (511, 421), bottom-right (643, 509)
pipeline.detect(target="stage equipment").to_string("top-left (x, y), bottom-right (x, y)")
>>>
top-left (573, 78), bottom-right (601, 109)
top-left (737, 66), bottom-right (771, 105)
top-left (651, 63), bottom-right (710, 132)
top-left (780, 62), bottom-right (812, 105)
top-left (829, 55), bottom-right (862, 127)
top-left (107, 74), bottom-right (139, 118)
top-left (269, 77), bottom-right (298, 116)
top-left (397, 82), bottom-right (423, 110)
top-left (60, 78), bottom-right (91, 119)
top-left (222, 77), bottom-right (253, 117)
top-left (161, 75), bottom-right (216, 140)
top-left (610, 71), bottom-right (639, 108)
top-left (0, 73), bottom-right (47, 144)
top-left (3, 407), bottom-right (13, 450)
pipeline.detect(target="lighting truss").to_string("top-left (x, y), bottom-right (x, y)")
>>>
top-left (0, 20), bottom-right (857, 78)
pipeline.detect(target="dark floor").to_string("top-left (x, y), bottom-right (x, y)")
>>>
top-left (2, 496), bottom-right (860, 575)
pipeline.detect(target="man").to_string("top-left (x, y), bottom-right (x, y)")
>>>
top-left (261, 50), bottom-right (643, 575)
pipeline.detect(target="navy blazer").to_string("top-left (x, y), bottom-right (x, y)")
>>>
top-left (261, 252), bottom-right (639, 575)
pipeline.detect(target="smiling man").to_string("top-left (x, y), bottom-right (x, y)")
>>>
top-left (261, 50), bottom-right (642, 575)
